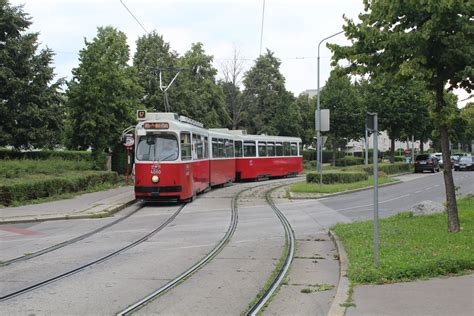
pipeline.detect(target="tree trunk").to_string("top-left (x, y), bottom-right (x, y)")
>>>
top-left (332, 138), bottom-right (337, 167)
top-left (435, 86), bottom-right (459, 232)
top-left (420, 140), bottom-right (424, 153)
top-left (390, 137), bottom-right (395, 163)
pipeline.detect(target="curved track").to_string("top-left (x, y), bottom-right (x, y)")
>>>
top-left (117, 178), bottom-right (300, 315)
top-left (1, 203), bottom-right (143, 266)
top-left (246, 184), bottom-right (296, 315)
top-left (0, 203), bottom-right (186, 302)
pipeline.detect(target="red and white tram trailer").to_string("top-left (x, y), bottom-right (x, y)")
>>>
top-left (133, 111), bottom-right (303, 201)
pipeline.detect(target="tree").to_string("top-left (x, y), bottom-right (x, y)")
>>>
top-left (295, 93), bottom-right (316, 145)
top-left (66, 26), bottom-right (142, 161)
top-left (320, 70), bottom-right (364, 165)
top-left (219, 45), bottom-right (245, 129)
top-left (172, 43), bottom-right (230, 128)
top-left (359, 75), bottom-right (434, 162)
top-left (133, 31), bottom-right (178, 112)
top-left (0, 0), bottom-right (64, 149)
top-left (242, 50), bottom-right (301, 136)
top-left (459, 103), bottom-right (474, 152)
top-left (329, 0), bottom-right (473, 232)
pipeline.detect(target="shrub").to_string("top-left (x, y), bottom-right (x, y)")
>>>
top-left (335, 156), bottom-right (364, 166)
top-left (0, 171), bottom-right (120, 206)
top-left (362, 163), bottom-right (411, 175)
top-left (306, 171), bottom-right (368, 184)
top-left (0, 149), bottom-right (92, 161)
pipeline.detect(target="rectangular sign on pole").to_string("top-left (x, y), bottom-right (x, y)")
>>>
top-left (316, 109), bottom-right (330, 132)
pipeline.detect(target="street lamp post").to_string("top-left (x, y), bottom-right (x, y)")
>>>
top-left (316, 30), bottom-right (344, 176)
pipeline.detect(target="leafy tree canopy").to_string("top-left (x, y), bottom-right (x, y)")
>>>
top-left (0, 0), bottom-right (64, 149)
top-left (66, 26), bottom-right (142, 157)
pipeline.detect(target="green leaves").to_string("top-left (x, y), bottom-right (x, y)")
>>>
top-left (66, 26), bottom-right (142, 155)
top-left (0, 0), bottom-right (64, 149)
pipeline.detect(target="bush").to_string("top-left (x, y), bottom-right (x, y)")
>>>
top-left (0, 171), bottom-right (120, 206)
top-left (335, 156), bottom-right (364, 166)
top-left (306, 171), bottom-right (368, 184)
top-left (303, 149), bottom-right (346, 163)
top-left (0, 149), bottom-right (92, 161)
top-left (362, 163), bottom-right (411, 175)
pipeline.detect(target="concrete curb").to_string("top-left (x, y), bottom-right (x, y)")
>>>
top-left (328, 229), bottom-right (350, 316)
top-left (288, 179), bottom-right (401, 200)
top-left (0, 199), bottom-right (136, 224)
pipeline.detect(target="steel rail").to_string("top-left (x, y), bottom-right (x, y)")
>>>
top-left (117, 178), bottom-right (301, 316)
top-left (116, 185), bottom-right (246, 316)
top-left (246, 184), bottom-right (296, 315)
top-left (1, 202), bottom-right (142, 266)
top-left (0, 203), bottom-right (186, 302)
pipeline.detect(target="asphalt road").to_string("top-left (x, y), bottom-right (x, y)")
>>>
top-left (319, 170), bottom-right (474, 221)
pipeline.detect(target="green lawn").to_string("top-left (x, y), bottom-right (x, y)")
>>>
top-left (332, 195), bottom-right (474, 284)
top-left (290, 176), bottom-right (398, 193)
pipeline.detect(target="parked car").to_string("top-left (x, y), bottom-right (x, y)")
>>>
top-left (433, 153), bottom-right (444, 168)
top-left (454, 156), bottom-right (474, 171)
top-left (414, 154), bottom-right (440, 173)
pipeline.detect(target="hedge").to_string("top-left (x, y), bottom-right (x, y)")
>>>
top-left (303, 149), bottom-right (346, 163)
top-left (0, 149), bottom-right (92, 161)
top-left (0, 171), bottom-right (120, 206)
top-left (335, 156), bottom-right (365, 166)
top-left (306, 171), bottom-right (368, 184)
top-left (362, 163), bottom-right (411, 175)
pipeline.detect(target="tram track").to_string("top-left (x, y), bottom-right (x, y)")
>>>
top-left (246, 183), bottom-right (296, 315)
top-left (0, 202), bottom-right (144, 267)
top-left (117, 178), bottom-right (300, 315)
top-left (0, 203), bottom-right (186, 302)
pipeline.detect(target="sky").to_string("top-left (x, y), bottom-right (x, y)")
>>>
top-left (9, 0), bottom-right (471, 107)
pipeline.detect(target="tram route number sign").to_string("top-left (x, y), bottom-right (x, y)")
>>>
top-left (123, 134), bottom-right (134, 148)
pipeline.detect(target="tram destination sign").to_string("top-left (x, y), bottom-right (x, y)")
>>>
top-left (144, 122), bottom-right (169, 129)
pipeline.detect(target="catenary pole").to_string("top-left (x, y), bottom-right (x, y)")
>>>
top-left (317, 31), bottom-right (344, 178)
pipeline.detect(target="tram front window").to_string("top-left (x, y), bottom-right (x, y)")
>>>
top-left (137, 134), bottom-right (178, 161)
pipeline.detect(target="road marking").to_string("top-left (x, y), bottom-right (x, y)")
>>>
top-left (0, 226), bottom-right (41, 235)
top-left (335, 194), bottom-right (410, 212)
top-left (414, 190), bottom-right (422, 194)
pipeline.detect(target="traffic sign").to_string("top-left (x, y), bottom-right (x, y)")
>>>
top-left (123, 134), bottom-right (134, 147)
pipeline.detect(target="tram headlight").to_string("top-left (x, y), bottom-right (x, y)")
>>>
top-left (151, 175), bottom-right (160, 183)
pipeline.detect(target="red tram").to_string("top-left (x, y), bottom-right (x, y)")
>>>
top-left (133, 111), bottom-right (303, 201)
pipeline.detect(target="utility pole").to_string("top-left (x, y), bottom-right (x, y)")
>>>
top-left (317, 31), bottom-right (344, 175)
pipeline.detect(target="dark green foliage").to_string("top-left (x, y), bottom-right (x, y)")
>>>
top-left (362, 163), bottom-right (411, 176)
top-left (172, 43), bottom-right (230, 128)
top-left (66, 26), bottom-right (142, 157)
top-left (111, 143), bottom-right (134, 175)
top-left (335, 156), bottom-right (364, 166)
top-left (242, 50), bottom-right (302, 137)
top-left (0, 149), bottom-right (92, 160)
top-left (306, 171), bottom-right (367, 184)
top-left (0, 0), bottom-right (64, 149)
top-left (133, 31), bottom-right (178, 112)
top-left (0, 171), bottom-right (119, 206)
top-left (302, 149), bottom-right (346, 162)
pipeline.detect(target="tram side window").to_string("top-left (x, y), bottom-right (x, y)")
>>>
top-left (204, 137), bottom-right (209, 158)
top-left (244, 141), bottom-right (256, 157)
top-left (212, 138), bottom-right (218, 158)
top-left (290, 142), bottom-right (298, 156)
top-left (235, 141), bottom-right (243, 157)
top-left (267, 142), bottom-right (275, 156)
top-left (299, 142), bottom-right (303, 156)
top-left (225, 139), bottom-right (234, 157)
top-left (218, 138), bottom-right (225, 158)
top-left (195, 134), bottom-right (204, 159)
top-left (258, 141), bottom-right (267, 157)
top-left (180, 132), bottom-right (192, 160)
top-left (283, 142), bottom-right (290, 156)
top-left (276, 142), bottom-right (283, 156)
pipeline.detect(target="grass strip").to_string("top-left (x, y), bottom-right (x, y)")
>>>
top-left (289, 176), bottom-right (397, 193)
top-left (332, 195), bottom-right (474, 284)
